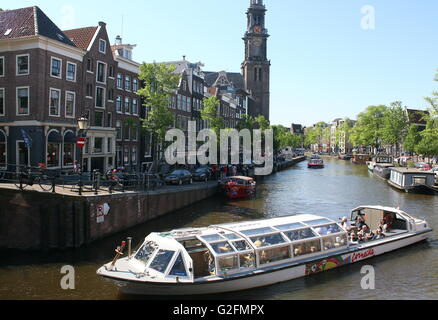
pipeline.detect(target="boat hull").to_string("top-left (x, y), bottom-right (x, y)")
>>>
top-left (388, 180), bottom-right (437, 195)
top-left (108, 231), bottom-right (431, 296)
top-left (373, 167), bottom-right (392, 180)
top-left (308, 164), bottom-right (324, 169)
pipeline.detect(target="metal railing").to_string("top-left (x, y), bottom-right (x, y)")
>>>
top-left (0, 164), bottom-right (165, 195)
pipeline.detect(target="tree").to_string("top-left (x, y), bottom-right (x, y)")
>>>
top-left (415, 127), bottom-right (438, 161)
top-left (380, 101), bottom-right (409, 155)
top-left (350, 105), bottom-right (387, 152)
top-left (255, 115), bottom-right (270, 131)
top-left (138, 62), bottom-right (181, 169)
top-left (201, 96), bottom-right (225, 138)
top-left (304, 122), bottom-right (326, 151)
top-left (236, 114), bottom-right (255, 132)
top-left (403, 125), bottom-right (421, 154)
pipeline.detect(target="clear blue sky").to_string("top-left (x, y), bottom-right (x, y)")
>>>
top-left (10, 0), bottom-right (438, 127)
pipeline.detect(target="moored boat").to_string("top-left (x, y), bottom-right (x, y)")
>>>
top-left (219, 176), bottom-right (256, 200)
top-left (367, 155), bottom-right (393, 171)
top-left (388, 168), bottom-right (437, 195)
top-left (308, 158), bottom-right (324, 169)
top-left (97, 206), bottom-right (432, 296)
top-left (373, 163), bottom-right (394, 180)
top-left (351, 154), bottom-right (372, 165)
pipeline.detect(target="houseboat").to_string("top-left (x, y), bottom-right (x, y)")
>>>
top-left (338, 154), bottom-right (353, 161)
top-left (97, 206), bottom-right (432, 296)
top-left (351, 154), bottom-right (372, 165)
top-left (388, 168), bottom-right (437, 195)
top-left (367, 155), bottom-right (393, 171)
top-left (219, 176), bottom-right (256, 200)
top-left (308, 156), bottom-right (325, 169)
top-left (373, 163), bottom-right (394, 180)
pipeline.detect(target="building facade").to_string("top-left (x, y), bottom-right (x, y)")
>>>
top-left (242, 0), bottom-right (270, 121)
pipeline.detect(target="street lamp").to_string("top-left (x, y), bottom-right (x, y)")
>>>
top-left (77, 116), bottom-right (89, 195)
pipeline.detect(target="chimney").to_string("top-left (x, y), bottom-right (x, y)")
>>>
top-left (182, 55), bottom-right (186, 61)
top-left (115, 35), bottom-right (122, 45)
top-left (99, 21), bottom-right (106, 27)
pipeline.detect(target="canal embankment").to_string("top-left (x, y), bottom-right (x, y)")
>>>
top-left (0, 156), bottom-right (305, 251)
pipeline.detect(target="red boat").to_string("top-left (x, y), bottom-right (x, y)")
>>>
top-left (219, 176), bottom-right (256, 200)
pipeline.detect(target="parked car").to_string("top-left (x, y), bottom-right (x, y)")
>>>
top-left (193, 167), bottom-right (211, 182)
top-left (415, 162), bottom-right (432, 171)
top-left (164, 170), bottom-right (193, 185)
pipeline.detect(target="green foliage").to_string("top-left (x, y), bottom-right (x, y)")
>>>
top-left (236, 114), bottom-right (255, 131)
top-left (138, 62), bottom-right (180, 159)
top-left (304, 122), bottom-right (326, 147)
top-left (380, 101), bottom-right (409, 147)
top-left (403, 125), bottom-right (421, 153)
top-left (255, 115), bottom-right (270, 131)
top-left (349, 105), bottom-right (387, 148)
top-left (201, 96), bottom-right (225, 137)
top-left (415, 127), bottom-right (438, 158)
top-left (271, 125), bottom-right (302, 151)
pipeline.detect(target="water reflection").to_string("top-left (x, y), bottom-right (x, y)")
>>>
top-left (0, 158), bottom-right (437, 300)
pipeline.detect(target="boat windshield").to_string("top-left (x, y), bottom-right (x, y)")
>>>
top-left (149, 250), bottom-right (176, 274)
top-left (135, 241), bottom-right (159, 265)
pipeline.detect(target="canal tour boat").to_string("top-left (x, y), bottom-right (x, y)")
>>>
top-left (219, 176), bottom-right (256, 200)
top-left (97, 206), bottom-right (432, 296)
top-left (308, 155), bottom-right (324, 169)
top-left (388, 168), bottom-right (437, 195)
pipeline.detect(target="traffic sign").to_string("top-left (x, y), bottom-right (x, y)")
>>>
top-left (76, 137), bottom-right (87, 148)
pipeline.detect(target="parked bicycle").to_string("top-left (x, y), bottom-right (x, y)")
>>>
top-left (14, 164), bottom-right (55, 192)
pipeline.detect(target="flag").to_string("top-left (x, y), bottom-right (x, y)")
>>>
top-left (21, 129), bottom-right (32, 148)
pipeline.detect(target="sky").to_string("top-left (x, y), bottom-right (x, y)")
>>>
top-left (8, 0), bottom-right (438, 127)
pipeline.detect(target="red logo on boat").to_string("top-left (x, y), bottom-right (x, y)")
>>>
top-left (352, 249), bottom-right (375, 263)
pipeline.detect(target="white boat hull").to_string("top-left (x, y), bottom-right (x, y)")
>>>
top-left (107, 231), bottom-right (431, 296)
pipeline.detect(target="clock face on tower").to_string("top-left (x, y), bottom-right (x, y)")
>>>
top-left (254, 26), bottom-right (262, 33)
top-left (254, 38), bottom-right (262, 47)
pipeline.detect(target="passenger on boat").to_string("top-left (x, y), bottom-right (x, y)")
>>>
top-left (383, 213), bottom-right (394, 231)
top-left (374, 229), bottom-right (386, 240)
top-left (253, 238), bottom-right (265, 248)
top-left (340, 217), bottom-right (352, 232)
top-left (356, 216), bottom-right (368, 230)
top-left (378, 219), bottom-right (388, 233)
top-left (358, 225), bottom-right (375, 243)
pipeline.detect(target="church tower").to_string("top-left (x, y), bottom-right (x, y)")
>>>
top-left (242, 0), bottom-right (271, 121)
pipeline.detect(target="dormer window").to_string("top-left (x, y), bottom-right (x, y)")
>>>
top-left (99, 39), bottom-right (106, 54)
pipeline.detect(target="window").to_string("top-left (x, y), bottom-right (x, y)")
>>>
top-left (132, 98), bottom-right (138, 115)
top-left (124, 145), bottom-right (130, 164)
top-left (149, 250), bottom-right (175, 274)
top-left (86, 84), bottom-right (93, 97)
top-left (0, 57), bottom-right (4, 77)
top-left (95, 87), bottom-right (105, 108)
top-left (87, 58), bottom-right (93, 72)
top-left (133, 78), bottom-right (138, 92)
top-left (63, 143), bottom-right (74, 167)
top-left (177, 95), bottom-right (182, 110)
top-left (124, 123), bottom-right (130, 141)
top-left (109, 65), bottom-right (114, 78)
top-left (66, 62), bottom-right (76, 82)
top-left (259, 246), bottom-right (291, 265)
top-left (93, 137), bottom-right (103, 153)
top-left (107, 112), bottom-right (112, 128)
top-left (169, 254), bottom-right (187, 277)
top-left (107, 137), bottom-right (113, 153)
top-left (116, 96), bottom-right (122, 113)
top-left (0, 89), bottom-right (4, 116)
top-left (117, 73), bottom-right (123, 88)
top-left (124, 97), bottom-right (131, 113)
top-left (322, 234), bottom-right (348, 251)
top-left (116, 121), bottom-right (122, 140)
top-left (65, 91), bottom-right (75, 118)
top-left (132, 146), bottom-right (137, 164)
top-left (132, 126), bottom-right (138, 141)
top-left (16, 54), bottom-right (29, 75)
top-left (96, 62), bottom-right (107, 83)
top-left (293, 239), bottom-right (321, 257)
top-left (17, 87), bottom-right (29, 115)
top-left (108, 89), bottom-right (114, 102)
top-left (182, 80), bottom-right (187, 91)
top-left (50, 57), bottom-right (62, 78)
top-left (116, 145), bottom-right (122, 167)
top-left (47, 143), bottom-right (60, 167)
top-left (125, 75), bottom-right (131, 91)
top-left (49, 88), bottom-right (61, 117)
top-left (99, 39), bottom-right (106, 54)
top-left (94, 111), bottom-right (104, 127)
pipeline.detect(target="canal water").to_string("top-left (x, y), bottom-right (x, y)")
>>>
top-left (1, 158), bottom-right (437, 300)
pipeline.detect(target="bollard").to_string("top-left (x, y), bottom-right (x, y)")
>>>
top-left (51, 177), bottom-right (56, 193)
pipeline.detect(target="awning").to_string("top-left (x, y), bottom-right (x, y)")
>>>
top-left (63, 131), bottom-right (77, 143)
top-left (47, 131), bottom-right (62, 143)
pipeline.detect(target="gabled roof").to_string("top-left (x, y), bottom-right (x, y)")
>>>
top-left (0, 6), bottom-right (75, 47)
top-left (204, 71), bottom-right (245, 90)
top-left (63, 26), bottom-right (98, 50)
